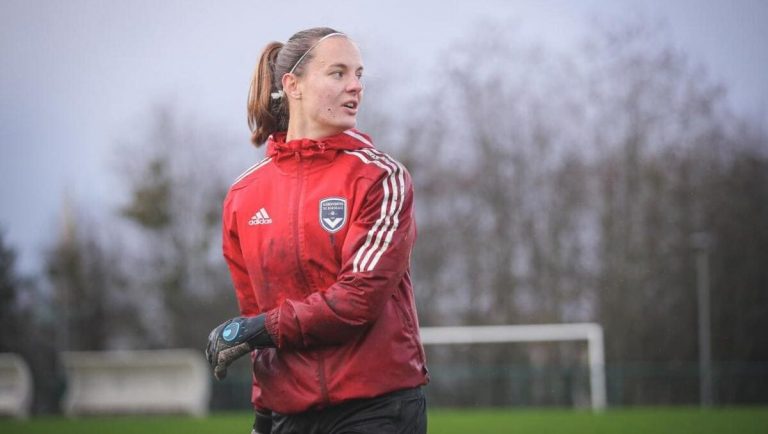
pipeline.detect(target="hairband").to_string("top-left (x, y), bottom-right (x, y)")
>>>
top-left (289, 32), bottom-right (346, 75)
top-left (271, 32), bottom-right (346, 100)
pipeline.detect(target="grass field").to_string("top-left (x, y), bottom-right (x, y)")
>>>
top-left (2, 408), bottom-right (767, 434)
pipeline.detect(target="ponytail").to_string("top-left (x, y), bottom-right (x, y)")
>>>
top-left (247, 42), bottom-right (286, 146)
top-left (246, 27), bottom-right (344, 146)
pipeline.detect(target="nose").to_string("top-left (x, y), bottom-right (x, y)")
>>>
top-left (347, 76), bottom-right (363, 93)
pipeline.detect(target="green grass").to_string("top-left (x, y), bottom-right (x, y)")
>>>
top-left (1, 408), bottom-right (767, 434)
top-left (429, 408), bottom-right (768, 434)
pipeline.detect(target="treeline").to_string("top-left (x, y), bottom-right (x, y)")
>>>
top-left (389, 23), bottom-right (768, 406)
top-left (1, 22), bottom-right (766, 411)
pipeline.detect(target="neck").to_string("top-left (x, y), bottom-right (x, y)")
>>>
top-left (286, 121), bottom-right (341, 142)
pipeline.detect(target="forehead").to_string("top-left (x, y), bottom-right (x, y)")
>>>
top-left (308, 37), bottom-right (363, 69)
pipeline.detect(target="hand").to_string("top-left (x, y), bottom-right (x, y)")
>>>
top-left (205, 314), bottom-right (274, 380)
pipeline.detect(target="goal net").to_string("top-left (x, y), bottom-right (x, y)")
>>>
top-left (419, 323), bottom-right (606, 410)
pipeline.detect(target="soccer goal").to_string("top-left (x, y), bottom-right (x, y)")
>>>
top-left (419, 323), bottom-right (606, 411)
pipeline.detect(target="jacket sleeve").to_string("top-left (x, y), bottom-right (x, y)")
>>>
top-left (222, 191), bottom-right (261, 316)
top-left (265, 160), bottom-right (416, 349)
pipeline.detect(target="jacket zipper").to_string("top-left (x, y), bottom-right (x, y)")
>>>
top-left (293, 152), bottom-right (330, 406)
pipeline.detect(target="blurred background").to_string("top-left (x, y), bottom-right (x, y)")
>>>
top-left (1, 0), bottom-right (767, 415)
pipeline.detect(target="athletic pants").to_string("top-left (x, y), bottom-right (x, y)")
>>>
top-left (270, 387), bottom-right (427, 434)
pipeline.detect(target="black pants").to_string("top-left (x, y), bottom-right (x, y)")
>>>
top-left (270, 387), bottom-right (427, 434)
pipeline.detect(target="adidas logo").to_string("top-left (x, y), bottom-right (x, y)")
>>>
top-left (248, 208), bottom-right (272, 225)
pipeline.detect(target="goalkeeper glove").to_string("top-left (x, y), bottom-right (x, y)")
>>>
top-left (205, 314), bottom-right (274, 380)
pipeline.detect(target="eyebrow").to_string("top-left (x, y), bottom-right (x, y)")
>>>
top-left (328, 63), bottom-right (364, 71)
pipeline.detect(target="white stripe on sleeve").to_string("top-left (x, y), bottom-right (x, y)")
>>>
top-left (361, 150), bottom-right (406, 271)
top-left (343, 150), bottom-right (405, 272)
top-left (232, 157), bottom-right (272, 185)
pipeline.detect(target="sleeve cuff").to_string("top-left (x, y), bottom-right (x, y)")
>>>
top-left (265, 308), bottom-right (281, 348)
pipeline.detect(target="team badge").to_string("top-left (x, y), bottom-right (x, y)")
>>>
top-left (319, 197), bottom-right (347, 233)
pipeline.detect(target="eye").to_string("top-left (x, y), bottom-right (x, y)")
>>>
top-left (331, 71), bottom-right (343, 79)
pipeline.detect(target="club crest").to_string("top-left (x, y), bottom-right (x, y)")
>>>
top-left (319, 197), bottom-right (347, 233)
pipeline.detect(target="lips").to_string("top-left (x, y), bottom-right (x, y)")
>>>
top-left (342, 100), bottom-right (358, 110)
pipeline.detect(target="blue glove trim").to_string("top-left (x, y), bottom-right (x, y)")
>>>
top-left (222, 321), bottom-right (240, 342)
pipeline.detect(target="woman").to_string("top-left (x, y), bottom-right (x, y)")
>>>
top-left (205, 27), bottom-right (429, 434)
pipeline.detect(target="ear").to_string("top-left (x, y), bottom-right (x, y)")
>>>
top-left (281, 73), bottom-right (302, 100)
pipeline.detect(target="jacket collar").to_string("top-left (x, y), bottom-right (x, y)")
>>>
top-left (266, 129), bottom-right (374, 161)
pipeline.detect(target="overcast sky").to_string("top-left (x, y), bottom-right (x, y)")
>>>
top-left (1, 0), bottom-right (767, 273)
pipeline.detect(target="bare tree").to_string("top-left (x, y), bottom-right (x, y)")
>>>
top-left (116, 104), bottom-right (249, 348)
top-left (392, 18), bottom-right (768, 406)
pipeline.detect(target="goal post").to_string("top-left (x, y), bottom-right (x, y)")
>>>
top-left (419, 323), bottom-right (606, 411)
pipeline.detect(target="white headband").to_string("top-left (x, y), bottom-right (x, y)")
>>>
top-left (270, 32), bottom-right (346, 100)
top-left (289, 32), bottom-right (346, 75)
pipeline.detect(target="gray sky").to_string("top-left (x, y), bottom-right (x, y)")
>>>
top-left (1, 0), bottom-right (767, 273)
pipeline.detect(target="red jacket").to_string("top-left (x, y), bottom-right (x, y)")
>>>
top-left (222, 129), bottom-right (429, 414)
